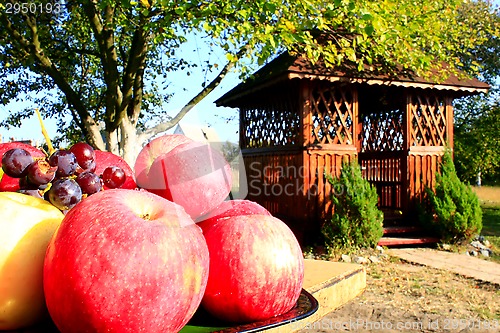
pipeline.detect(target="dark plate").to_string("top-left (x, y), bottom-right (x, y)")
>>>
top-left (11, 289), bottom-right (318, 333)
top-left (180, 289), bottom-right (319, 333)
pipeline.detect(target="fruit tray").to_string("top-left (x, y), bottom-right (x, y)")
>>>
top-left (15, 289), bottom-right (318, 333)
top-left (180, 289), bottom-right (318, 333)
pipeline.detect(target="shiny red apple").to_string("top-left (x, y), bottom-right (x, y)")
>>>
top-left (94, 150), bottom-right (136, 189)
top-left (142, 140), bottom-right (232, 220)
top-left (200, 214), bottom-right (304, 323)
top-left (0, 142), bottom-right (45, 192)
top-left (134, 134), bottom-right (193, 188)
top-left (198, 199), bottom-right (271, 226)
top-left (43, 189), bottom-right (209, 333)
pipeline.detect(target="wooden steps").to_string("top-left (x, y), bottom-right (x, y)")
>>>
top-left (383, 225), bottom-right (422, 234)
top-left (378, 236), bottom-right (440, 247)
top-left (378, 225), bottom-right (440, 247)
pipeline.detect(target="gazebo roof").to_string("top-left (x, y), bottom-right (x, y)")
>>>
top-left (216, 53), bottom-right (490, 107)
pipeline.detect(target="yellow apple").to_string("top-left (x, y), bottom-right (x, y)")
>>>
top-left (0, 192), bottom-right (64, 330)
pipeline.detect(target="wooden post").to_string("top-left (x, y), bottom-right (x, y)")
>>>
top-left (353, 88), bottom-right (361, 155)
top-left (445, 97), bottom-right (454, 152)
top-left (239, 106), bottom-right (245, 150)
top-left (301, 81), bottom-right (313, 148)
top-left (301, 81), bottom-right (312, 219)
top-left (401, 92), bottom-right (412, 215)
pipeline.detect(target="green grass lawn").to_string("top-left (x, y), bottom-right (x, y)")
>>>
top-left (482, 207), bottom-right (500, 262)
top-left (473, 186), bottom-right (500, 263)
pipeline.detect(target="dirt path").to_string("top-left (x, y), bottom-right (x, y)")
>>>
top-left (299, 258), bottom-right (499, 333)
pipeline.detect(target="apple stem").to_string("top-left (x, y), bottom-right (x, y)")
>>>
top-left (35, 108), bottom-right (55, 155)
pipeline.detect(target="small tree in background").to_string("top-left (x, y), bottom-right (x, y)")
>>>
top-left (322, 160), bottom-right (384, 250)
top-left (420, 149), bottom-right (482, 243)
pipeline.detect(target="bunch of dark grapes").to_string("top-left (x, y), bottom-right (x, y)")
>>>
top-left (1, 143), bottom-right (127, 212)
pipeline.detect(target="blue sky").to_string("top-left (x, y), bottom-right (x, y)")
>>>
top-left (0, 34), bottom-right (244, 145)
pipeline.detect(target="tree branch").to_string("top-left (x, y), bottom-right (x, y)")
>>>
top-left (0, 14), bottom-right (31, 58)
top-left (0, 11), bottom-right (104, 150)
top-left (52, 37), bottom-right (100, 57)
top-left (119, 22), bottom-right (150, 129)
top-left (141, 46), bottom-right (247, 139)
top-left (129, 64), bottom-right (144, 127)
top-left (82, 1), bottom-right (123, 132)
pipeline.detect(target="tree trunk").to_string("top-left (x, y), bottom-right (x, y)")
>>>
top-left (87, 123), bottom-right (106, 152)
top-left (106, 128), bottom-right (120, 157)
top-left (83, 119), bottom-right (142, 167)
top-left (120, 116), bottom-right (143, 167)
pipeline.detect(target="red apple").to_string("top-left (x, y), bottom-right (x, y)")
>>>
top-left (200, 214), bottom-right (304, 323)
top-left (43, 189), bottom-right (209, 333)
top-left (94, 150), bottom-right (136, 189)
top-left (198, 199), bottom-right (271, 226)
top-left (134, 134), bottom-right (193, 188)
top-left (0, 142), bottom-right (45, 192)
top-left (144, 141), bottom-right (232, 220)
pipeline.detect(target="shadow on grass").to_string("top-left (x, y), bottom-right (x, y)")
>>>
top-left (475, 185), bottom-right (500, 263)
top-left (482, 207), bottom-right (500, 237)
top-left (481, 206), bottom-right (500, 263)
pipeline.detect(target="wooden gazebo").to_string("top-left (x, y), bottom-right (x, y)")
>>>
top-left (215, 53), bottom-right (489, 243)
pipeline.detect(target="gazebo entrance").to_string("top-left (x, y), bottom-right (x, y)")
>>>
top-left (216, 53), bottom-right (489, 244)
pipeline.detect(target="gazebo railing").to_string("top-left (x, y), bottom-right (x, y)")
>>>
top-left (359, 150), bottom-right (404, 211)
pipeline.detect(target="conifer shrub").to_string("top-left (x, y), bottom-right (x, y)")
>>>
top-left (322, 160), bottom-right (384, 250)
top-left (419, 149), bottom-right (482, 243)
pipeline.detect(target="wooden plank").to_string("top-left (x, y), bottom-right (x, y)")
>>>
top-left (384, 158), bottom-right (389, 182)
top-left (239, 106), bottom-right (245, 149)
top-left (353, 88), bottom-right (361, 153)
top-left (306, 144), bottom-right (358, 153)
top-left (317, 153), bottom-right (325, 209)
top-left (242, 146), bottom-right (303, 156)
top-left (324, 153), bottom-right (332, 216)
top-left (409, 146), bottom-right (446, 155)
top-left (404, 93), bottom-right (412, 150)
top-left (310, 153), bottom-right (318, 215)
top-left (415, 155), bottom-right (422, 200)
top-left (446, 97), bottom-right (454, 150)
top-left (301, 81), bottom-right (313, 147)
top-left (421, 154), bottom-right (428, 195)
top-left (359, 150), bottom-right (406, 159)
top-left (378, 237), bottom-right (440, 247)
top-left (302, 150), bottom-right (310, 211)
top-left (431, 154), bottom-right (437, 190)
top-left (401, 93), bottom-right (411, 213)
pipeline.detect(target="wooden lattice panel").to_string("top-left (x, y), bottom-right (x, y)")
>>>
top-left (241, 96), bottom-right (300, 149)
top-left (361, 109), bottom-right (403, 152)
top-left (408, 93), bottom-right (448, 146)
top-left (311, 85), bottom-right (354, 145)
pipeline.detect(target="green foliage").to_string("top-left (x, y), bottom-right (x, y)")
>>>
top-left (322, 160), bottom-right (384, 250)
top-left (219, 141), bottom-right (240, 163)
top-left (454, 90), bottom-right (500, 185)
top-left (0, 0), bottom-right (498, 159)
top-left (420, 150), bottom-right (483, 243)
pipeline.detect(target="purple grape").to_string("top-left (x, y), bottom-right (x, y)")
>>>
top-left (1, 148), bottom-right (34, 178)
top-left (76, 171), bottom-right (103, 195)
top-left (70, 142), bottom-right (96, 171)
top-left (27, 160), bottom-right (57, 186)
top-left (19, 176), bottom-right (40, 190)
top-left (48, 150), bottom-right (78, 177)
top-left (83, 160), bottom-right (97, 173)
top-left (18, 189), bottom-right (44, 199)
top-left (102, 166), bottom-right (126, 189)
top-left (48, 178), bottom-right (82, 210)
